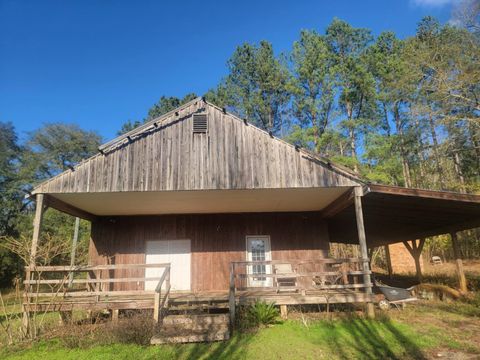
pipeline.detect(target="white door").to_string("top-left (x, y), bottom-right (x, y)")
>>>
top-left (246, 236), bottom-right (272, 287)
top-left (145, 240), bottom-right (191, 291)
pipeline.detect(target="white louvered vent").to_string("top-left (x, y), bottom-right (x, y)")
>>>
top-left (193, 114), bottom-right (208, 133)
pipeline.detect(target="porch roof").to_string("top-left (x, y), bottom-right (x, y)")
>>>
top-left (42, 187), bottom-right (350, 218)
top-left (39, 183), bottom-right (480, 247)
top-left (326, 184), bottom-right (480, 247)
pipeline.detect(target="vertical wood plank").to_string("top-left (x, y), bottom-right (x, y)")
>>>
top-left (353, 187), bottom-right (375, 319)
top-left (30, 194), bottom-right (45, 267)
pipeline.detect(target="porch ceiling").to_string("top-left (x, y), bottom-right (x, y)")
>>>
top-left (328, 185), bottom-right (480, 247)
top-left (48, 187), bottom-right (351, 216)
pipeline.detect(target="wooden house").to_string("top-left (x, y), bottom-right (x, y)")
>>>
top-left (25, 98), bottom-right (480, 341)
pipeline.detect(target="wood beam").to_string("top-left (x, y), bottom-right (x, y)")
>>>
top-left (68, 217), bottom-right (80, 287)
top-left (44, 195), bottom-right (98, 222)
top-left (30, 194), bottom-right (46, 267)
top-left (353, 187), bottom-right (374, 319)
top-left (321, 189), bottom-right (354, 218)
top-left (24, 193), bottom-right (45, 334)
top-left (450, 232), bottom-right (468, 293)
top-left (384, 245), bottom-right (393, 278)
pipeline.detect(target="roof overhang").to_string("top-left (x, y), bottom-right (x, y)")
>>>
top-left (44, 187), bottom-right (351, 217)
top-left (327, 185), bottom-right (480, 247)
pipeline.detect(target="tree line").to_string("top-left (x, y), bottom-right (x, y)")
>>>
top-left (206, 16), bottom-right (479, 193)
top-left (121, 16), bottom-right (479, 193)
top-left (1, 14), bottom-right (479, 288)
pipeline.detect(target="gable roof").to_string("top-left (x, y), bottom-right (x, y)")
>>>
top-left (32, 97), bottom-right (362, 195)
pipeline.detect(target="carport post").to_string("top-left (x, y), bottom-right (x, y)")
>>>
top-left (450, 232), bottom-right (467, 293)
top-left (354, 187), bottom-right (375, 319)
top-left (384, 245), bottom-right (393, 278)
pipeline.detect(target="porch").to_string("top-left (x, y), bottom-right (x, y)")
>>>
top-left (22, 257), bottom-right (372, 324)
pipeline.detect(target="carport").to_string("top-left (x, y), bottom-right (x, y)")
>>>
top-left (323, 184), bottom-right (480, 292)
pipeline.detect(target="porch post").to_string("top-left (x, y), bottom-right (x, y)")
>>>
top-left (68, 217), bottom-right (80, 286)
top-left (450, 232), bottom-right (467, 293)
top-left (229, 263), bottom-right (236, 329)
top-left (353, 187), bottom-right (375, 319)
top-left (23, 193), bottom-right (46, 331)
top-left (29, 193), bottom-right (45, 268)
top-left (384, 245), bottom-right (393, 278)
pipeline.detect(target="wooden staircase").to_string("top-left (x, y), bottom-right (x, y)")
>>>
top-left (150, 313), bottom-right (230, 344)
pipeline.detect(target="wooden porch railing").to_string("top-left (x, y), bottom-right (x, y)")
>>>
top-left (23, 263), bottom-right (171, 321)
top-left (153, 265), bottom-right (171, 323)
top-left (228, 258), bottom-right (372, 325)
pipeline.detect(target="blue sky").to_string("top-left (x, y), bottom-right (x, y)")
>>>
top-left (0, 0), bottom-right (454, 142)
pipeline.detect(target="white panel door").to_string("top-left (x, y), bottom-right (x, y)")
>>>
top-left (145, 239), bottom-right (191, 291)
top-left (246, 236), bottom-right (272, 287)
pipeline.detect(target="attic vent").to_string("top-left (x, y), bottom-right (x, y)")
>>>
top-left (193, 114), bottom-right (208, 133)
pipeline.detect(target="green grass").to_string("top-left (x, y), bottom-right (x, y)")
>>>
top-left (2, 295), bottom-right (480, 360)
top-left (1, 314), bottom-right (476, 360)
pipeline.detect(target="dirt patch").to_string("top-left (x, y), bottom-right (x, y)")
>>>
top-left (424, 260), bottom-right (480, 277)
top-left (427, 349), bottom-right (480, 360)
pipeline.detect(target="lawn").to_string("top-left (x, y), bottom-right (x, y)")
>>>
top-left (1, 299), bottom-right (479, 360)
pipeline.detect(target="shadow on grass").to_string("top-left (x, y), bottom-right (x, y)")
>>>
top-left (166, 315), bottom-right (428, 360)
top-left (311, 316), bottom-right (427, 360)
top-left (161, 332), bottom-right (252, 360)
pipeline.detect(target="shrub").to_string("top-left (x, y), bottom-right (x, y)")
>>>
top-left (108, 311), bottom-right (157, 345)
top-left (242, 300), bottom-right (279, 329)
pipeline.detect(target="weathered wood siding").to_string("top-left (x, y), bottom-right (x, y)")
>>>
top-left (35, 100), bottom-right (358, 194)
top-left (89, 212), bottom-right (329, 291)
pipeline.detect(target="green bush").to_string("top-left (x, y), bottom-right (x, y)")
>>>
top-left (243, 300), bottom-right (280, 329)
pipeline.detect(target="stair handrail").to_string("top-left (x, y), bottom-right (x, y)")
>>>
top-left (153, 264), bottom-right (171, 323)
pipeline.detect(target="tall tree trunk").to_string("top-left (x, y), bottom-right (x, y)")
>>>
top-left (413, 117), bottom-right (427, 188)
top-left (350, 127), bottom-right (358, 173)
top-left (312, 111), bottom-right (319, 150)
top-left (428, 114), bottom-right (445, 189)
top-left (468, 122), bottom-right (480, 173)
top-left (394, 102), bottom-right (412, 188)
top-left (382, 102), bottom-right (391, 136)
top-left (346, 102), bottom-right (359, 174)
top-left (453, 150), bottom-right (467, 193)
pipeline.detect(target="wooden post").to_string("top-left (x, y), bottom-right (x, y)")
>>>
top-left (112, 309), bottom-right (119, 323)
top-left (153, 291), bottom-right (160, 323)
top-left (165, 266), bottom-right (170, 308)
top-left (24, 194), bottom-right (45, 332)
top-left (384, 245), bottom-right (393, 279)
top-left (353, 187), bottom-right (375, 319)
top-left (59, 311), bottom-right (72, 325)
top-left (229, 263), bottom-right (236, 329)
top-left (450, 232), bottom-right (467, 293)
top-left (68, 217), bottom-right (80, 287)
top-left (280, 305), bottom-right (288, 319)
top-left (29, 194), bottom-right (45, 271)
top-left (403, 239), bottom-right (425, 282)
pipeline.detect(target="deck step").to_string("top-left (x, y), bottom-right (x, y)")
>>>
top-left (151, 329), bottom-right (230, 344)
top-left (151, 313), bottom-right (230, 344)
top-left (168, 299), bottom-right (229, 311)
top-left (162, 313), bottom-right (229, 326)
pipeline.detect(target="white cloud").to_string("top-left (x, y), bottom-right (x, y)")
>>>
top-left (411, 0), bottom-right (454, 7)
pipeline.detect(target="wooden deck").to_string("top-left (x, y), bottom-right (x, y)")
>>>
top-left (25, 289), bottom-right (372, 312)
top-left (23, 258), bottom-right (373, 321)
